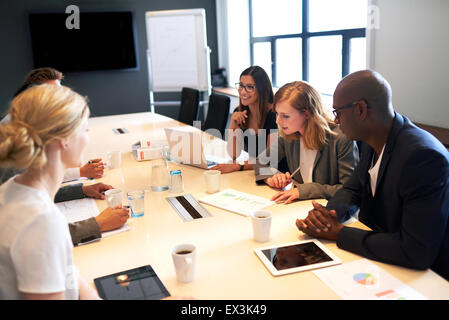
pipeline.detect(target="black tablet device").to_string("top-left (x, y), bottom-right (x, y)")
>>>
top-left (254, 240), bottom-right (341, 276)
top-left (94, 265), bottom-right (170, 300)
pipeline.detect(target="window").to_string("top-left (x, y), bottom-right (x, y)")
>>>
top-left (253, 42), bottom-right (272, 80)
top-left (276, 38), bottom-right (302, 85)
top-left (309, 35), bottom-right (342, 96)
top-left (249, 0), bottom-right (367, 96)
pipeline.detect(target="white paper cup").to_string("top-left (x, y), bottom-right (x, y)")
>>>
top-left (251, 211), bottom-right (272, 243)
top-left (105, 189), bottom-right (123, 208)
top-left (171, 244), bottom-right (196, 283)
top-left (204, 170), bottom-right (221, 193)
top-left (107, 151), bottom-right (122, 169)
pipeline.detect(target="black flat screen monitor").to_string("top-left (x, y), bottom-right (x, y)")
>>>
top-left (28, 11), bottom-right (138, 72)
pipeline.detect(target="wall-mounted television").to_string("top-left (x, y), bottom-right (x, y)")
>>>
top-left (28, 11), bottom-right (138, 72)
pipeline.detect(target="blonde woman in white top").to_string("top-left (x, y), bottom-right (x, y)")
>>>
top-left (0, 84), bottom-right (100, 299)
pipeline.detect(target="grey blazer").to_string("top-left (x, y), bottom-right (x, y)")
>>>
top-left (254, 126), bottom-right (359, 200)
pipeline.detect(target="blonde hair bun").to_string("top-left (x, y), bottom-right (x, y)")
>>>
top-left (0, 121), bottom-right (45, 169)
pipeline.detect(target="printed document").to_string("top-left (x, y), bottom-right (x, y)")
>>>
top-left (56, 198), bottom-right (130, 239)
top-left (199, 189), bottom-right (274, 216)
top-left (313, 259), bottom-right (427, 300)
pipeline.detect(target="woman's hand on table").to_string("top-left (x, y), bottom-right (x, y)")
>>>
top-left (265, 172), bottom-right (292, 189)
top-left (271, 188), bottom-right (300, 204)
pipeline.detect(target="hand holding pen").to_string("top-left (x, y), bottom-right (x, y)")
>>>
top-left (80, 158), bottom-right (106, 179)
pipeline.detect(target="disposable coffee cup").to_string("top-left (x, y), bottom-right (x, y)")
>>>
top-left (105, 189), bottom-right (123, 208)
top-left (204, 170), bottom-right (221, 193)
top-left (251, 210), bottom-right (272, 243)
top-left (171, 244), bottom-right (196, 283)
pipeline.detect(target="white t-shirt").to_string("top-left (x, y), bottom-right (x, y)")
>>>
top-left (299, 137), bottom-right (318, 183)
top-left (0, 178), bottom-right (79, 299)
top-left (368, 145), bottom-right (386, 197)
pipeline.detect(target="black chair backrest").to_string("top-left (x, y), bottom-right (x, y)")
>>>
top-left (178, 87), bottom-right (200, 125)
top-left (203, 93), bottom-right (230, 138)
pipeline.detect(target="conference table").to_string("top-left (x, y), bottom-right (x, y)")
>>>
top-left (72, 111), bottom-right (449, 300)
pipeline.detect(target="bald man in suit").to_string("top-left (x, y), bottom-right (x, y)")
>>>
top-left (296, 70), bottom-right (449, 281)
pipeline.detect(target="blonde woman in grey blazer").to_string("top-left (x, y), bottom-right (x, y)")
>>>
top-left (254, 81), bottom-right (359, 203)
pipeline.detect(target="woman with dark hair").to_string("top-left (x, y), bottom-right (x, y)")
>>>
top-left (211, 66), bottom-right (279, 173)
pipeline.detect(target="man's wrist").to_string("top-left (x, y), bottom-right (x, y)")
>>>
top-left (95, 216), bottom-right (106, 232)
top-left (333, 224), bottom-right (345, 242)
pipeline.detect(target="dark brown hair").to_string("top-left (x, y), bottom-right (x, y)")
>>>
top-left (236, 66), bottom-right (273, 129)
top-left (13, 68), bottom-right (64, 97)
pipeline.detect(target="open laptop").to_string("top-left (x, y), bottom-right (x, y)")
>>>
top-left (164, 127), bottom-right (218, 169)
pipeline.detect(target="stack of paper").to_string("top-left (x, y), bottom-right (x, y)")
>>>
top-left (56, 198), bottom-right (130, 240)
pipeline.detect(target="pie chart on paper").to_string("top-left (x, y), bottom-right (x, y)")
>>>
top-left (353, 273), bottom-right (377, 285)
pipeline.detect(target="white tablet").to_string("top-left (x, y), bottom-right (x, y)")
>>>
top-left (254, 240), bottom-right (342, 276)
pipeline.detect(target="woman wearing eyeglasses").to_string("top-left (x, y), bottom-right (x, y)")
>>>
top-left (210, 65), bottom-right (279, 173)
top-left (254, 81), bottom-right (359, 204)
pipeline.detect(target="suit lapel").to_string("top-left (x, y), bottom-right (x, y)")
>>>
top-left (375, 149), bottom-right (391, 191)
top-left (360, 144), bottom-right (374, 195)
top-left (310, 147), bottom-right (323, 183)
top-left (375, 112), bottom-right (405, 191)
top-left (313, 148), bottom-right (322, 171)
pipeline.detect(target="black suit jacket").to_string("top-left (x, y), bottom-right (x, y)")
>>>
top-left (327, 113), bottom-right (449, 280)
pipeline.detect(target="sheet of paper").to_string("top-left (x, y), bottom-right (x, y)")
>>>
top-left (56, 198), bottom-right (130, 239)
top-left (199, 189), bottom-right (275, 216)
top-left (313, 258), bottom-right (427, 300)
top-left (148, 15), bottom-right (199, 90)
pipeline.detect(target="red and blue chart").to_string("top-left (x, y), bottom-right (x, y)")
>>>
top-left (353, 273), bottom-right (377, 285)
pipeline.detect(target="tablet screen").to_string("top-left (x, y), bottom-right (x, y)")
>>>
top-left (262, 241), bottom-right (333, 271)
top-left (94, 265), bottom-right (170, 300)
top-left (255, 240), bottom-right (341, 276)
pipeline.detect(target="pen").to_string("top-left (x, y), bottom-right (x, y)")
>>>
top-left (88, 159), bottom-right (101, 164)
top-left (290, 166), bottom-right (301, 177)
top-left (290, 166), bottom-right (304, 184)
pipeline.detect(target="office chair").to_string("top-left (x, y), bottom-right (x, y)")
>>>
top-left (203, 93), bottom-right (230, 138)
top-left (178, 87), bottom-right (200, 125)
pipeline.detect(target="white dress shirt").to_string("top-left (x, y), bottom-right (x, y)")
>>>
top-left (368, 145), bottom-right (386, 197)
top-left (299, 137), bottom-right (318, 183)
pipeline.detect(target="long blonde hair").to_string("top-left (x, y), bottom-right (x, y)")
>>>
top-left (274, 81), bottom-right (336, 150)
top-left (0, 84), bottom-right (89, 169)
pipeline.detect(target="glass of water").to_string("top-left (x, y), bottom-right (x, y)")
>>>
top-left (150, 156), bottom-right (170, 192)
top-left (127, 190), bottom-right (145, 218)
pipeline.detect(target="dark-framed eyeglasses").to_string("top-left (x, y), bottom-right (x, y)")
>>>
top-left (235, 82), bottom-right (256, 93)
top-left (332, 100), bottom-right (370, 119)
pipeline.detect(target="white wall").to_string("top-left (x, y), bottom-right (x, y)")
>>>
top-left (216, 0), bottom-right (251, 88)
top-left (368, 0), bottom-right (449, 128)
